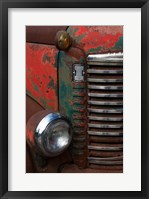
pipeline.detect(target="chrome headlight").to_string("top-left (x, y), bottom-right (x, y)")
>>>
top-left (34, 112), bottom-right (72, 157)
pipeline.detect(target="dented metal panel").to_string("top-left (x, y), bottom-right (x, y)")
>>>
top-left (26, 43), bottom-right (58, 111)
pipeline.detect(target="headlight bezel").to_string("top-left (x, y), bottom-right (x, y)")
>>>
top-left (35, 112), bottom-right (72, 157)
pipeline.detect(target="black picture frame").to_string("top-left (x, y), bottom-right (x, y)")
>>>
top-left (0, 0), bottom-right (148, 198)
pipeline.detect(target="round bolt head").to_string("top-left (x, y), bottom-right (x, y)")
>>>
top-left (55, 30), bottom-right (71, 50)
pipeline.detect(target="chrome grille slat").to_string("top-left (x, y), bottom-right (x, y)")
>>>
top-left (88, 131), bottom-right (123, 136)
top-left (88, 100), bottom-right (123, 106)
top-left (87, 52), bottom-right (123, 169)
top-left (88, 123), bottom-right (123, 129)
top-left (88, 108), bottom-right (123, 114)
top-left (88, 93), bottom-right (123, 98)
top-left (87, 78), bottom-right (123, 83)
top-left (87, 69), bottom-right (123, 74)
top-left (87, 61), bottom-right (123, 66)
top-left (87, 53), bottom-right (123, 62)
top-left (88, 145), bottom-right (123, 151)
top-left (88, 156), bottom-right (123, 161)
top-left (88, 116), bottom-right (123, 121)
top-left (88, 85), bottom-right (123, 90)
top-left (88, 160), bottom-right (123, 165)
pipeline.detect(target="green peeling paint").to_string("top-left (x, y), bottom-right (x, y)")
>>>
top-left (33, 83), bottom-right (39, 92)
top-left (40, 97), bottom-right (47, 108)
top-left (58, 49), bottom-right (85, 124)
top-left (67, 27), bottom-right (86, 43)
top-left (113, 36), bottom-right (123, 50)
top-left (48, 78), bottom-right (54, 89)
top-left (42, 53), bottom-right (50, 63)
top-left (87, 46), bottom-right (102, 54)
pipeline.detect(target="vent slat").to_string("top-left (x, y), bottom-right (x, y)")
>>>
top-left (88, 100), bottom-right (123, 106)
top-left (88, 93), bottom-right (123, 98)
top-left (88, 131), bottom-right (123, 136)
top-left (88, 108), bottom-right (123, 114)
top-left (87, 78), bottom-right (123, 83)
top-left (88, 145), bottom-right (123, 151)
top-left (88, 85), bottom-right (123, 90)
top-left (88, 160), bottom-right (123, 165)
top-left (88, 116), bottom-right (123, 121)
top-left (88, 156), bottom-right (123, 161)
top-left (87, 69), bottom-right (123, 74)
top-left (88, 123), bottom-right (123, 129)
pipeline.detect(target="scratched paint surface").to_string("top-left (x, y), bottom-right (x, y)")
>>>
top-left (67, 26), bottom-right (123, 54)
top-left (26, 43), bottom-right (58, 110)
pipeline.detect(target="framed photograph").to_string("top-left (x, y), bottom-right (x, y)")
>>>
top-left (0, 0), bottom-right (148, 198)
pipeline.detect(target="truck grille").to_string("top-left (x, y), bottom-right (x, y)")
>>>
top-left (87, 53), bottom-right (123, 172)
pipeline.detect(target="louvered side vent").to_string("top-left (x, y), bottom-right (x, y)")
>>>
top-left (87, 53), bottom-right (123, 172)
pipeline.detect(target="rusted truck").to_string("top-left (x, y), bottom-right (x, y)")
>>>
top-left (26, 26), bottom-right (123, 173)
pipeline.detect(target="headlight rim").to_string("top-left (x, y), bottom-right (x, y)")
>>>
top-left (35, 112), bottom-right (72, 157)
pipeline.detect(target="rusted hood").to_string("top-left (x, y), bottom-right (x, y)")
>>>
top-left (26, 26), bottom-right (67, 45)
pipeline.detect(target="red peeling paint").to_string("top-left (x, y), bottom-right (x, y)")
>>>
top-left (26, 129), bottom-right (34, 145)
top-left (68, 26), bottom-right (123, 53)
top-left (26, 43), bottom-right (58, 111)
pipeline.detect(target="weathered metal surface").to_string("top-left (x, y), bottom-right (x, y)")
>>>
top-left (73, 64), bottom-right (85, 81)
top-left (58, 47), bottom-right (87, 168)
top-left (26, 26), bottom-right (124, 173)
top-left (61, 164), bottom-right (123, 173)
top-left (26, 109), bottom-right (72, 172)
top-left (26, 143), bottom-right (35, 173)
top-left (26, 43), bottom-right (58, 110)
top-left (87, 50), bottom-right (123, 170)
top-left (88, 100), bottom-right (123, 106)
top-left (88, 160), bottom-right (123, 165)
top-left (88, 93), bottom-right (123, 98)
top-left (88, 131), bottom-right (123, 136)
top-left (87, 78), bottom-right (123, 83)
top-left (26, 26), bottom-right (67, 45)
top-left (88, 123), bottom-right (123, 129)
top-left (58, 47), bottom-right (85, 123)
top-left (67, 26), bottom-right (123, 54)
top-left (26, 95), bottom-right (44, 123)
top-left (89, 135), bottom-right (123, 143)
top-left (87, 69), bottom-right (123, 74)
top-left (87, 52), bottom-right (123, 63)
top-left (55, 30), bottom-right (71, 50)
top-left (88, 116), bottom-right (123, 121)
top-left (88, 145), bottom-right (123, 151)
top-left (88, 85), bottom-right (123, 90)
top-left (88, 108), bottom-right (123, 114)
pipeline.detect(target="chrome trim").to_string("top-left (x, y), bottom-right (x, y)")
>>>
top-left (87, 69), bottom-right (123, 74)
top-left (88, 108), bottom-right (123, 114)
top-left (88, 131), bottom-right (123, 136)
top-left (88, 116), bottom-right (123, 121)
top-left (87, 61), bottom-right (123, 66)
top-left (88, 100), bottom-right (123, 106)
top-left (88, 93), bottom-right (123, 98)
top-left (88, 156), bottom-right (123, 161)
top-left (88, 85), bottom-right (123, 90)
top-left (88, 145), bottom-right (123, 151)
top-left (88, 160), bottom-right (123, 165)
top-left (36, 112), bottom-right (63, 136)
top-left (87, 78), bottom-right (123, 83)
top-left (35, 112), bottom-right (72, 157)
top-left (87, 52), bottom-right (123, 63)
top-left (88, 123), bottom-right (123, 129)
